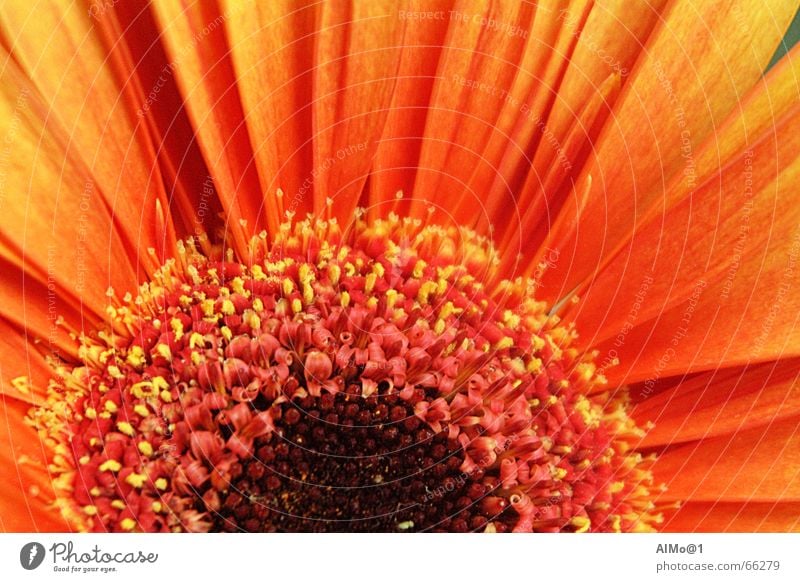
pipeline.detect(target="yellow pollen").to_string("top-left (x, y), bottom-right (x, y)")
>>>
top-left (495, 337), bottom-right (514, 350)
top-left (130, 381), bottom-right (153, 399)
top-left (155, 478), bottom-right (168, 490)
top-left (11, 376), bottom-right (31, 394)
top-left (170, 318), bottom-right (184, 339)
top-left (298, 263), bottom-right (314, 284)
top-left (221, 299), bottom-right (236, 316)
top-left (137, 441), bottom-right (154, 457)
top-left (120, 518), bottom-right (137, 531)
top-left (124, 473), bottom-right (147, 488)
top-left (125, 346), bottom-right (146, 369)
top-left (418, 280), bottom-right (438, 304)
top-left (189, 333), bottom-right (206, 349)
top-left (231, 277), bottom-right (246, 295)
top-left (104, 400), bottom-right (118, 413)
top-left (385, 289), bottom-right (399, 308)
top-left (364, 272), bottom-right (377, 294)
top-left (571, 516), bottom-right (591, 533)
top-left (340, 291), bottom-right (351, 308)
top-left (107, 365), bottom-right (124, 380)
top-left (526, 358), bottom-right (543, 374)
top-left (83, 505), bottom-right (98, 516)
top-left (155, 344), bottom-right (172, 359)
top-left (328, 264), bottom-right (341, 285)
top-left (302, 283), bottom-right (314, 304)
top-left (251, 265), bottom-right (266, 281)
top-left (116, 422), bottom-right (135, 437)
top-left (502, 310), bottom-right (521, 328)
top-left (99, 460), bottom-right (121, 473)
top-left (200, 299), bottom-right (215, 317)
top-left (151, 376), bottom-right (169, 390)
top-left (245, 311), bottom-right (261, 330)
top-left (133, 404), bottom-right (149, 417)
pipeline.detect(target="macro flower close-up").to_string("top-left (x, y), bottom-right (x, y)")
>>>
top-left (1, 0), bottom-right (799, 535)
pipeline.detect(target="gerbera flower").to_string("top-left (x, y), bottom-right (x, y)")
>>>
top-left (1, 0), bottom-right (799, 533)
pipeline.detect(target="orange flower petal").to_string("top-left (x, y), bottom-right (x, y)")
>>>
top-left (564, 46), bottom-right (800, 356)
top-left (653, 414), bottom-right (800, 503)
top-left (0, 317), bottom-right (55, 403)
top-left (0, 255), bottom-right (83, 361)
top-left (372, 0), bottom-right (454, 211)
top-left (310, 1), bottom-right (406, 220)
top-left (223, 0), bottom-right (317, 234)
top-left (409, 1), bottom-right (547, 230)
top-left (576, 100), bottom-right (800, 382)
top-left (561, 43), bottom-right (800, 298)
top-left (0, 55), bottom-right (138, 319)
top-left (0, 0), bottom-right (176, 270)
top-left (501, 0), bottom-right (669, 262)
top-left (151, 0), bottom-right (264, 255)
top-left (111, 3), bottom-right (226, 241)
top-left (661, 501), bottom-right (800, 532)
top-left (0, 396), bottom-right (71, 531)
top-left (634, 359), bottom-right (800, 447)
top-left (537, 0), bottom-right (797, 302)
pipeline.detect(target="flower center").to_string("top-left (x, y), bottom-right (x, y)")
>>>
top-left (31, 215), bottom-right (659, 532)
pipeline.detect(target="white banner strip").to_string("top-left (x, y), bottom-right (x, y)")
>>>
top-left (1, 533), bottom-right (798, 581)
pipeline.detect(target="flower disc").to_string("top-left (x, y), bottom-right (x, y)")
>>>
top-left (31, 215), bottom-right (659, 532)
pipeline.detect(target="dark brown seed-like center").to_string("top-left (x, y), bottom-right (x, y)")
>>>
top-left (210, 386), bottom-right (506, 533)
